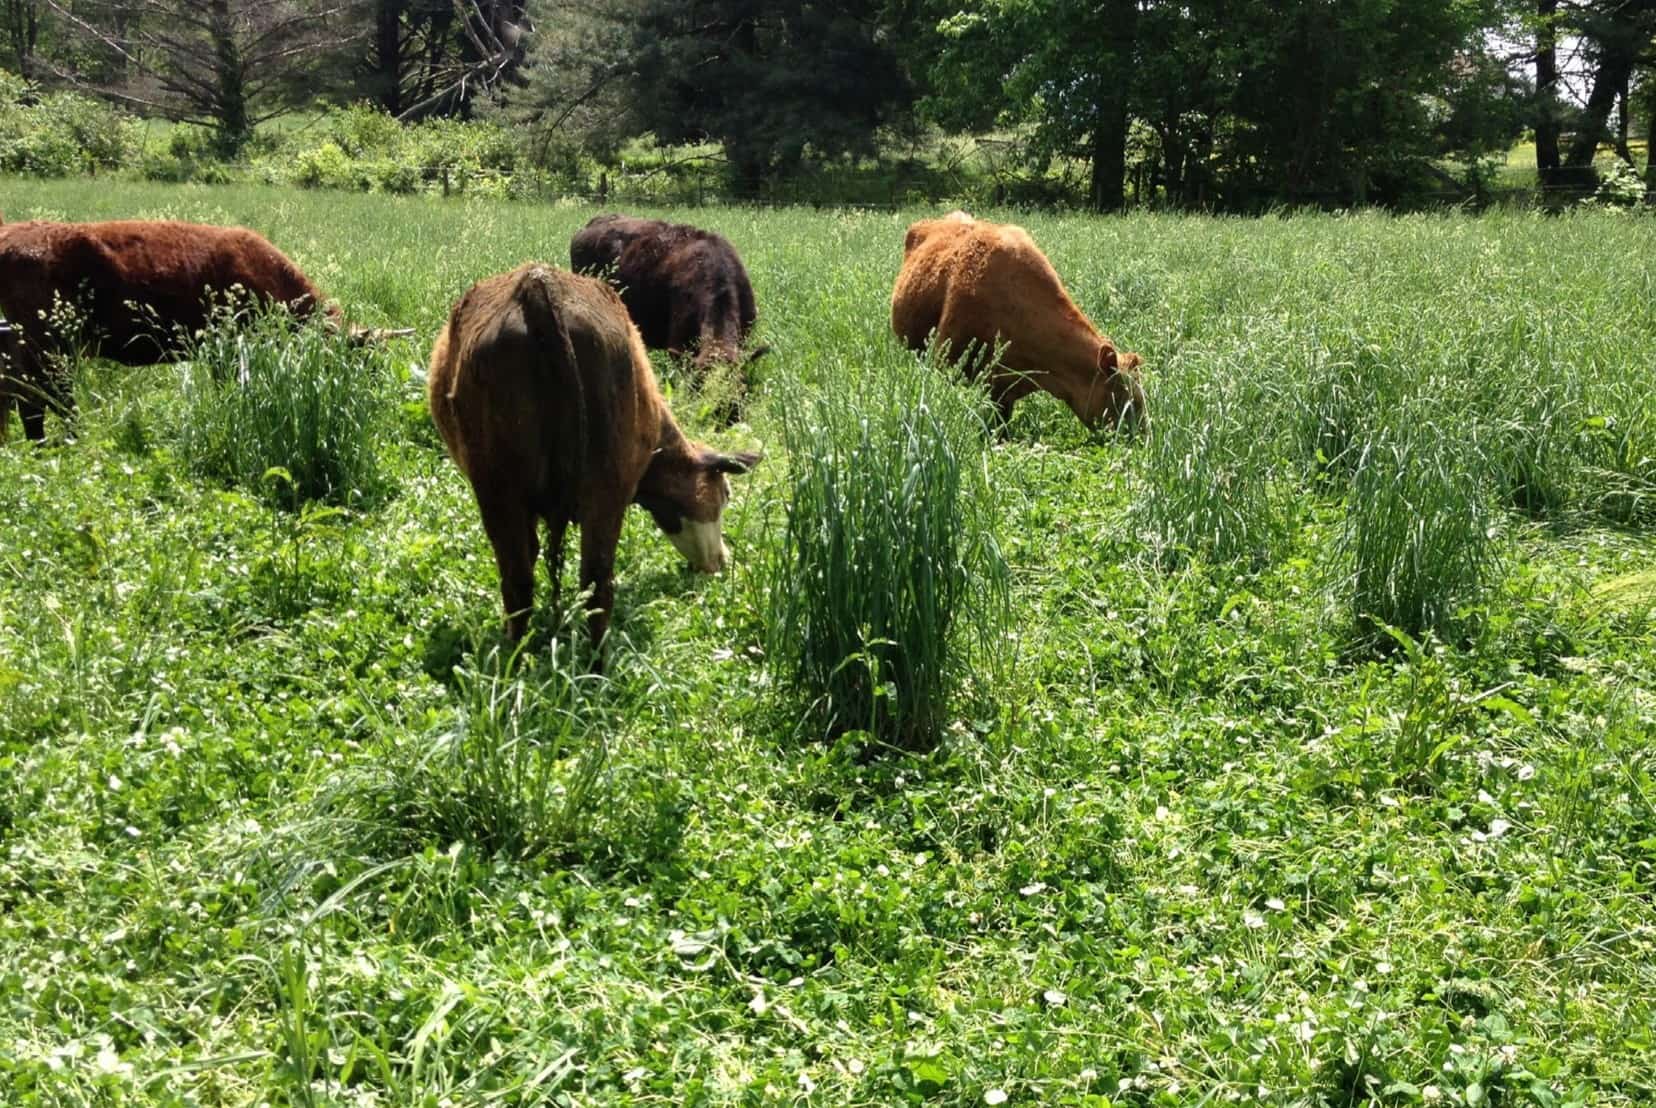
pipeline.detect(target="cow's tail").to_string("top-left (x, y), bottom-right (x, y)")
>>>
top-left (516, 265), bottom-right (587, 486)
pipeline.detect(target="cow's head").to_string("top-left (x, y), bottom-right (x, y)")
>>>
top-left (634, 446), bottom-right (762, 573)
top-left (1075, 343), bottom-right (1147, 432)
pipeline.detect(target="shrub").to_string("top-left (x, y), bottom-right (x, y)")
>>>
top-left (323, 103), bottom-right (405, 158)
top-left (292, 141), bottom-right (364, 191)
top-left (175, 308), bottom-right (390, 510)
top-left (764, 351), bottom-right (1010, 747)
top-left (371, 158), bottom-right (420, 194)
top-left (0, 88), bottom-right (137, 176)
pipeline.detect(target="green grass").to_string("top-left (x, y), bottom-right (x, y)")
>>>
top-left (0, 178), bottom-right (1654, 1105)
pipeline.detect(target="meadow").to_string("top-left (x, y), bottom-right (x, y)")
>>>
top-left (1, 179), bottom-right (1654, 1106)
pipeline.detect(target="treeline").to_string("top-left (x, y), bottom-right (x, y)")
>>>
top-left (4, 0), bottom-right (1655, 210)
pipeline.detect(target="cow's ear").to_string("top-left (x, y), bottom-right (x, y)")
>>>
top-left (1100, 345), bottom-right (1119, 373)
top-left (711, 450), bottom-right (761, 476)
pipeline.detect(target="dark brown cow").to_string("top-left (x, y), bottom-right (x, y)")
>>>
top-left (427, 263), bottom-right (759, 651)
top-left (0, 216), bottom-right (333, 442)
top-left (891, 211), bottom-right (1146, 430)
top-left (569, 213), bottom-right (766, 380)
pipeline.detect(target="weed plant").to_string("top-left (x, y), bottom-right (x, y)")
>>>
top-left (765, 349), bottom-right (1009, 746)
top-left (176, 309), bottom-right (390, 510)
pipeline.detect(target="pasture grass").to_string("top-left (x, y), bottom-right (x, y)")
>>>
top-left (0, 178), bottom-right (1653, 1105)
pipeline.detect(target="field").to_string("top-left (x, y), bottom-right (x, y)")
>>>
top-left (2, 179), bottom-right (1654, 1106)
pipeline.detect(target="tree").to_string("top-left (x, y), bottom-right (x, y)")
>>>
top-left (494, 0), bottom-right (641, 171)
top-left (927, 0), bottom-right (1141, 211)
top-left (3, 0), bottom-right (41, 78)
top-left (628, 0), bottom-right (913, 196)
top-left (1558, 0), bottom-right (1656, 189)
top-left (377, 0), bottom-right (529, 121)
top-left (360, 0), bottom-right (457, 117)
top-left (48, 0), bottom-right (365, 156)
top-left (926, 0), bottom-right (1500, 211)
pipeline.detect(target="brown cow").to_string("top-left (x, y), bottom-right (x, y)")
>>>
top-left (890, 211), bottom-right (1146, 430)
top-left (0, 216), bottom-right (334, 442)
top-left (427, 263), bottom-right (759, 651)
top-left (569, 214), bottom-right (767, 382)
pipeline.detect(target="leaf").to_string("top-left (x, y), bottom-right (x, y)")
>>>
top-left (1478, 695), bottom-right (1534, 727)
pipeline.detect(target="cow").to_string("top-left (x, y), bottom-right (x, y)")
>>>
top-left (569, 214), bottom-right (767, 399)
top-left (426, 262), bottom-right (760, 654)
top-left (0, 216), bottom-right (336, 442)
top-left (890, 211), bottom-right (1146, 431)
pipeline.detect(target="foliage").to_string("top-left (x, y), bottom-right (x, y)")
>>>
top-left (0, 76), bottom-right (137, 175)
top-left (628, 0), bottom-right (915, 196)
top-left (0, 181), bottom-right (1654, 1104)
top-left (765, 349), bottom-right (1009, 746)
top-left (174, 308), bottom-right (391, 510)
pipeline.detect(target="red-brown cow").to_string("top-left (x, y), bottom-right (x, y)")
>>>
top-left (0, 217), bottom-right (333, 441)
top-left (891, 211), bottom-right (1146, 430)
top-left (427, 263), bottom-right (759, 653)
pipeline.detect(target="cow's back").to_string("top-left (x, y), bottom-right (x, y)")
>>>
top-left (570, 214), bottom-right (661, 277)
top-left (892, 217), bottom-right (1095, 363)
top-left (0, 219), bottom-right (327, 366)
top-left (428, 265), bottom-right (658, 517)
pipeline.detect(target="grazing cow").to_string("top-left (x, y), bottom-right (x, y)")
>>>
top-left (569, 213), bottom-right (767, 383)
top-left (0, 216), bottom-right (334, 442)
top-left (890, 211), bottom-right (1146, 430)
top-left (427, 262), bottom-right (759, 651)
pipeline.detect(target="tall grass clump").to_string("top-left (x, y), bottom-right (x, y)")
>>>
top-left (1340, 407), bottom-right (1499, 641)
top-left (396, 649), bottom-right (611, 859)
top-left (176, 309), bottom-right (390, 509)
top-left (280, 645), bottom-right (612, 872)
top-left (1132, 355), bottom-right (1293, 568)
top-left (1289, 334), bottom-right (1413, 485)
top-left (765, 351), bottom-right (1010, 748)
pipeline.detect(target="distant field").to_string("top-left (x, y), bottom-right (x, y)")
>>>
top-left (1, 179), bottom-right (1653, 1105)
top-left (1492, 139), bottom-right (1649, 190)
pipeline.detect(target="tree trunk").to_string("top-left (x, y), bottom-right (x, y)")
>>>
top-left (374, 0), bottom-right (404, 115)
top-left (209, 0), bottom-right (251, 158)
top-left (1615, 75), bottom-right (1633, 164)
top-left (1646, 76), bottom-right (1656, 196)
top-left (1087, 0), bottom-right (1137, 212)
top-left (5, 0), bottom-right (39, 80)
top-left (1562, 47), bottom-right (1638, 189)
top-left (1534, 0), bottom-right (1561, 191)
top-left (1089, 92), bottom-right (1129, 212)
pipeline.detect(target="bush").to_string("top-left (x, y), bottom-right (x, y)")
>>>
top-left (0, 85), bottom-right (137, 176)
top-left (175, 309), bottom-right (390, 510)
top-left (293, 141), bottom-right (365, 191)
top-left (764, 351), bottom-right (1010, 747)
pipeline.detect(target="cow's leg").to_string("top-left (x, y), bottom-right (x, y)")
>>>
top-left (478, 495), bottom-right (538, 641)
top-left (542, 513), bottom-right (570, 628)
top-left (985, 371), bottom-right (1039, 435)
top-left (20, 400), bottom-right (47, 444)
top-left (576, 506), bottom-right (626, 664)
